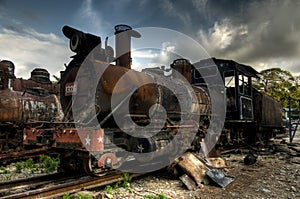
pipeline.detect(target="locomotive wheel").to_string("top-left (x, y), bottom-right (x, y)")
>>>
top-left (82, 154), bottom-right (108, 176)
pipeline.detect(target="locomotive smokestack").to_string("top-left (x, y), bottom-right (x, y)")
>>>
top-left (114, 24), bottom-right (141, 69)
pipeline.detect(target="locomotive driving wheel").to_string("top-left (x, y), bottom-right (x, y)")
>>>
top-left (82, 154), bottom-right (109, 176)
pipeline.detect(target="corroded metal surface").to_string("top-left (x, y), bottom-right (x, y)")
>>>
top-left (0, 60), bottom-right (63, 151)
top-left (253, 89), bottom-right (283, 128)
top-left (0, 60), bottom-right (63, 124)
top-left (0, 89), bottom-right (63, 123)
top-left (61, 59), bottom-right (211, 124)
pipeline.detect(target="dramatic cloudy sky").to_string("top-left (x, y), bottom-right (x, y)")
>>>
top-left (0, 0), bottom-right (299, 79)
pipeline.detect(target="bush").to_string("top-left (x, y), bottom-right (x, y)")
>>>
top-left (39, 155), bottom-right (59, 173)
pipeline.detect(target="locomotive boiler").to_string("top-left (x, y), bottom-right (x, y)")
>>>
top-left (0, 60), bottom-right (63, 151)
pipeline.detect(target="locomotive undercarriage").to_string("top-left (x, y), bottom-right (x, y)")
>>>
top-left (217, 121), bottom-right (280, 148)
top-left (57, 150), bottom-right (114, 176)
top-left (0, 124), bottom-right (23, 151)
top-left (23, 113), bottom-right (202, 175)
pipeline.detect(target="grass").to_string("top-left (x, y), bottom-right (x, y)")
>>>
top-left (13, 155), bottom-right (59, 174)
top-left (38, 155), bottom-right (59, 173)
top-left (104, 172), bottom-right (133, 195)
top-left (144, 193), bottom-right (169, 199)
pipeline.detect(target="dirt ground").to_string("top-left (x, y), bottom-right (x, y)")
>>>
top-left (90, 132), bottom-right (300, 199)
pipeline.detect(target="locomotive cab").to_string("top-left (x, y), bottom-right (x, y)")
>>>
top-left (192, 58), bottom-right (258, 121)
top-left (219, 59), bottom-right (259, 121)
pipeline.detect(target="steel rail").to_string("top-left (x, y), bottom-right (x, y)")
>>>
top-left (0, 172), bottom-right (84, 198)
top-left (2, 172), bottom-right (141, 199)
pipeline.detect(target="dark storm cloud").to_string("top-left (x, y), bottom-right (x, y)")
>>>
top-left (0, 0), bottom-right (5, 6)
top-left (88, 0), bottom-right (210, 34)
top-left (195, 0), bottom-right (300, 74)
top-left (0, 0), bottom-right (6, 17)
top-left (93, 0), bottom-right (299, 74)
top-left (217, 0), bottom-right (300, 62)
top-left (2, 0), bottom-right (299, 76)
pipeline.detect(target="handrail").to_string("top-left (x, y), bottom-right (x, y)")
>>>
top-left (287, 96), bottom-right (300, 144)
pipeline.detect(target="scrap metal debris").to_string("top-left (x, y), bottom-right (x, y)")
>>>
top-left (206, 168), bottom-right (233, 188)
top-left (244, 150), bottom-right (258, 165)
top-left (168, 152), bottom-right (233, 190)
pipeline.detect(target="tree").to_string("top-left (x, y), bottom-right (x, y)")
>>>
top-left (253, 68), bottom-right (300, 108)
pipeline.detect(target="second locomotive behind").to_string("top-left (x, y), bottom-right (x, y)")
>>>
top-left (0, 60), bottom-right (63, 151)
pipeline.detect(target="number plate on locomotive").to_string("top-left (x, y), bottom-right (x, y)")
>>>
top-left (65, 82), bottom-right (77, 96)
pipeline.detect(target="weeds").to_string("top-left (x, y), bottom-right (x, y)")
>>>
top-left (105, 185), bottom-right (113, 195)
top-left (77, 192), bottom-right (93, 199)
top-left (13, 155), bottom-right (59, 174)
top-left (15, 159), bottom-right (36, 173)
top-left (0, 166), bottom-right (9, 174)
top-left (39, 155), bottom-right (59, 173)
top-left (144, 193), bottom-right (169, 199)
top-left (104, 173), bottom-right (133, 195)
top-left (122, 172), bottom-right (132, 189)
top-left (62, 193), bottom-right (73, 199)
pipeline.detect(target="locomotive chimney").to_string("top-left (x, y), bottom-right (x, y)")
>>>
top-left (114, 24), bottom-right (141, 69)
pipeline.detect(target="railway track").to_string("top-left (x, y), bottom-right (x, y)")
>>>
top-left (0, 146), bottom-right (50, 165)
top-left (0, 171), bottom-right (142, 199)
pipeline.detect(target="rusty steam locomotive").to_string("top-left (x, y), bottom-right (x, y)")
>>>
top-left (0, 60), bottom-right (63, 151)
top-left (22, 25), bottom-right (284, 175)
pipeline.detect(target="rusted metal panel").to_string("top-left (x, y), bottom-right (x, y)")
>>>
top-left (54, 128), bottom-right (82, 148)
top-left (97, 152), bottom-right (118, 168)
top-left (171, 59), bottom-right (193, 84)
top-left (193, 86), bottom-right (211, 115)
top-left (0, 89), bottom-right (63, 123)
top-left (253, 89), bottom-right (283, 128)
top-left (78, 128), bottom-right (104, 152)
top-left (0, 89), bottom-right (21, 122)
top-left (0, 62), bottom-right (10, 89)
top-left (54, 128), bottom-right (104, 152)
top-left (11, 78), bottom-right (60, 95)
top-left (23, 128), bottom-right (41, 145)
top-left (0, 61), bottom-right (62, 124)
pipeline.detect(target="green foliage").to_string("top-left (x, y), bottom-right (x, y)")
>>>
top-left (77, 192), bottom-right (92, 199)
top-left (38, 155), bottom-right (59, 173)
top-left (122, 172), bottom-right (132, 188)
top-left (253, 68), bottom-right (300, 108)
top-left (0, 166), bottom-right (9, 174)
top-left (105, 173), bottom-right (133, 195)
top-left (105, 185), bottom-right (113, 194)
top-left (14, 155), bottom-right (59, 174)
top-left (15, 162), bottom-right (23, 173)
top-left (157, 193), bottom-right (169, 199)
top-left (114, 179), bottom-right (121, 189)
top-left (144, 193), bottom-right (169, 199)
top-left (15, 159), bottom-right (35, 173)
top-left (62, 193), bottom-right (73, 199)
top-left (24, 158), bottom-right (35, 170)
